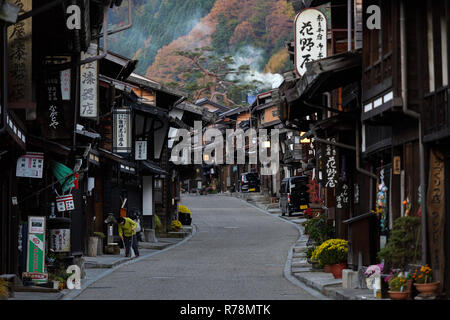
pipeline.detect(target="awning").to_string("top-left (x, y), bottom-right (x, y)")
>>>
top-left (169, 116), bottom-right (190, 130)
top-left (296, 49), bottom-right (362, 100)
top-left (119, 161), bottom-right (137, 175)
top-left (75, 125), bottom-right (101, 140)
top-left (132, 101), bottom-right (168, 119)
top-left (28, 134), bottom-right (71, 156)
top-left (98, 148), bottom-right (138, 175)
top-left (286, 50), bottom-right (362, 119)
top-left (141, 160), bottom-right (167, 176)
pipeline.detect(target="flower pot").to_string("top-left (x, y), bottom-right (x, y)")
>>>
top-left (330, 263), bottom-right (347, 279)
top-left (88, 236), bottom-right (98, 257)
top-left (406, 279), bottom-right (413, 299)
top-left (414, 281), bottom-right (440, 296)
top-left (312, 262), bottom-right (321, 270)
top-left (388, 290), bottom-right (409, 300)
top-left (52, 281), bottom-right (60, 290)
top-left (324, 264), bottom-right (332, 273)
top-left (96, 237), bottom-right (103, 255)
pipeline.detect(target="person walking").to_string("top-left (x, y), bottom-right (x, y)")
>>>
top-left (117, 216), bottom-right (140, 258)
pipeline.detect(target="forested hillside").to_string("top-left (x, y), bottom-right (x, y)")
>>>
top-left (108, 0), bottom-right (217, 75)
top-left (108, 0), bottom-right (297, 101)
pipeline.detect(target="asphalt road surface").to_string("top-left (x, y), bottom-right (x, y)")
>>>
top-left (75, 195), bottom-right (317, 300)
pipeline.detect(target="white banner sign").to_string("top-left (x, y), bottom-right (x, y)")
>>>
top-left (294, 8), bottom-right (327, 76)
top-left (60, 69), bottom-right (71, 101)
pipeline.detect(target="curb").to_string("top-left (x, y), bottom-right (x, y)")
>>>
top-left (234, 196), bottom-right (330, 300)
top-left (61, 224), bottom-right (198, 300)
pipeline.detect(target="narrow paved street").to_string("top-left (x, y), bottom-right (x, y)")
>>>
top-left (75, 195), bottom-right (316, 300)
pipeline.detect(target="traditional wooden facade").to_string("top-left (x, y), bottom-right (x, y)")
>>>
top-left (282, 0), bottom-right (450, 298)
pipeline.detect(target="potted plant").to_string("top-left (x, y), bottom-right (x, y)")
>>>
top-left (48, 273), bottom-right (60, 290)
top-left (178, 205), bottom-right (192, 226)
top-left (364, 263), bottom-right (384, 296)
top-left (388, 273), bottom-right (409, 300)
top-left (412, 264), bottom-right (440, 296)
top-left (303, 208), bottom-right (314, 219)
top-left (302, 214), bottom-right (334, 246)
top-left (0, 279), bottom-right (9, 300)
top-left (305, 246), bottom-right (316, 264)
top-left (378, 216), bottom-right (421, 270)
top-left (311, 239), bottom-right (348, 278)
top-left (171, 220), bottom-right (182, 232)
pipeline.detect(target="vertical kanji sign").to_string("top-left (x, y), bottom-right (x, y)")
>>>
top-left (135, 140), bottom-right (147, 160)
top-left (324, 139), bottom-right (338, 189)
top-left (80, 44), bottom-right (98, 118)
top-left (294, 8), bottom-right (327, 77)
top-left (7, 0), bottom-right (35, 110)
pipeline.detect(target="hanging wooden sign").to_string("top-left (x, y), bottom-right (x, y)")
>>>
top-left (426, 148), bottom-right (445, 291)
top-left (7, 0), bottom-right (35, 110)
top-left (324, 138), bottom-right (338, 189)
top-left (393, 156), bottom-right (401, 175)
top-left (80, 44), bottom-right (98, 118)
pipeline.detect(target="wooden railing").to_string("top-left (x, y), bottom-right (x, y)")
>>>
top-left (423, 86), bottom-right (450, 137)
top-left (363, 52), bottom-right (392, 95)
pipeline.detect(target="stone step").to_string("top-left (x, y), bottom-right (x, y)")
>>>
top-left (266, 203), bottom-right (280, 209)
top-left (291, 258), bottom-right (309, 268)
top-left (166, 231), bottom-right (189, 238)
top-left (181, 226), bottom-right (193, 234)
top-left (293, 246), bottom-right (307, 253)
top-left (293, 252), bottom-right (306, 259)
top-left (247, 199), bottom-right (270, 204)
top-left (292, 266), bottom-right (312, 273)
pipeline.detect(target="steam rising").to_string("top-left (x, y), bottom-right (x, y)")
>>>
top-left (228, 46), bottom-right (284, 90)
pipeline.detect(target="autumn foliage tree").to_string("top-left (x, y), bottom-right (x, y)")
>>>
top-left (167, 46), bottom-right (261, 108)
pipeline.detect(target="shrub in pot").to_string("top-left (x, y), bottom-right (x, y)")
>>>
top-left (302, 214), bottom-right (334, 246)
top-left (378, 216), bottom-right (421, 270)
